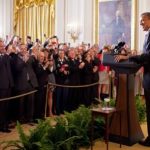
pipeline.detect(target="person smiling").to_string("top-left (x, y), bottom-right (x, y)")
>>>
top-left (115, 12), bottom-right (150, 147)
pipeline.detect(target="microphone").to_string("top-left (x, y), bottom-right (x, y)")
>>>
top-left (113, 41), bottom-right (125, 55)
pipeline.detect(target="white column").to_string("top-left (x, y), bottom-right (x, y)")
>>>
top-left (83, 0), bottom-right (93, 45)
top-left (0, 0), bottom-right (5, 37)
top-left (55, 0), bottom-right (65, 42)
top-left (0, 0), bottom-right (13, 38)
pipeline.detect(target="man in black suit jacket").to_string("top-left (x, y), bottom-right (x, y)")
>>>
top-left (115, 12), bottom-right (150, 146)
top-left (11, 44), bottom-right (38, 123)
top-left (0, 40), bottom-right (14, 132)
top-left (55, 50), bottom-right (69, 115)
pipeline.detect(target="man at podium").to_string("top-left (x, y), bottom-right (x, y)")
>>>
top-left (115, 12), bottom-right (150, 147)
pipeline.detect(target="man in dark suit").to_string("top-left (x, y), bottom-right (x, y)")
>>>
top-left (55, 50), bottom-right (69, 114)
top-left (11, 44), bottom-right (38, 123)
top-left (0, 39), bottom-right (14, 132)
top-left (115, 12), bottom-right (150, 146)
top-left (26, 36), bottom-right (33, 51)
top-left (34, 51), bottom-right (50, 119)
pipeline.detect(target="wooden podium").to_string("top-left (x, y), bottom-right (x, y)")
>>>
top-left (102, 53), bottom-right (144, 146)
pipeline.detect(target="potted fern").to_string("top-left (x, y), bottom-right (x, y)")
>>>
top-left (0, 102), bottom-right (145, 150)
top-left (0, 119), bottom-right (80, 150)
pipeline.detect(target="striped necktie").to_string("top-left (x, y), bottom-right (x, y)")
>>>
top-left (143, 32), bottom-right (149, 53)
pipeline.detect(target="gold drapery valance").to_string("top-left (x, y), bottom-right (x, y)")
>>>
top-left (14, 0), bottom-right (55, 43)
top-left (15, 0), bottom-right (54, 9)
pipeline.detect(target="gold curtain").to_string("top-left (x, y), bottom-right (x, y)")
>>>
top-left (14, 0), bottom-right (55, 43)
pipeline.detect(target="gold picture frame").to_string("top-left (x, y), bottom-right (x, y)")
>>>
top-left (93, 0), bottom-right (138, 49)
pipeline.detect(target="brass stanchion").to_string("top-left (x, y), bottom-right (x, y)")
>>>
top-left (109, 72), bottom-right (113, 99)
top-left (44, 84), bottom-right (49, 118)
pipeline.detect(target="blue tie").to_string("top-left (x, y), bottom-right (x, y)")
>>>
top-left (143, 33), bottom-right (149, 53)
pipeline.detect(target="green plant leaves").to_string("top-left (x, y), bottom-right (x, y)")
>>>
top-left (0, 102), bottom-right (145, 150)
top-left (135, 95), bottom-right (146, 123)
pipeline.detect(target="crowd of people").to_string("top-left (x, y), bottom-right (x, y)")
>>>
top-left (1, 11), bottom-right (149, 147)
top-left (0, 35), bottom-right (114, 133)
top-left (0, 34), bottom-right (144, 134)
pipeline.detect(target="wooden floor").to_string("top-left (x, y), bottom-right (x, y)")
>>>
top-left (0, 122), bottom-right (149, 150)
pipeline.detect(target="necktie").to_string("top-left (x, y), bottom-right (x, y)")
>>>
top-left (143, 32), bottom-right (149, 53)
top-left (27, 72), bottom-right (30, 81)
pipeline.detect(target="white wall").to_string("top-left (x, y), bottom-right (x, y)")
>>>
top-left (55, 0), bottom-right (93, 46)
top-left (0, 0), bottom-right (13, 38)
top-left (55, 0), bottom-right (150, 49)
